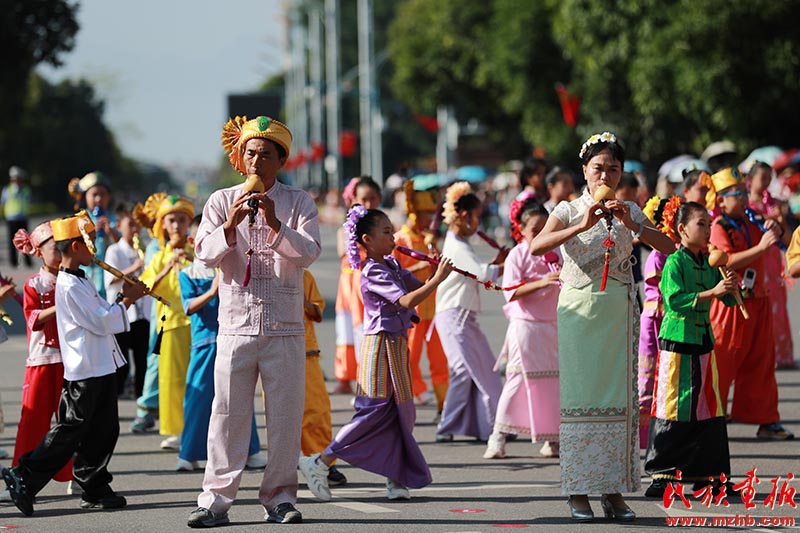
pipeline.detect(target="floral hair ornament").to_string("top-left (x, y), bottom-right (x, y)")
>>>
top-left (342, 177), bottom-right (360, 207)
top-left (508, 191), bottom-right (536, 244)
top-left (13, 221), bottom-right (54, 256)
top-left (442, 181), bottom-right (473, 225)
top-left (344, 205), bottom-right (368, 269)
top-left (579, 132), bottom-right (617, 160)
top-left (660, 196), bottom-right (684, 244)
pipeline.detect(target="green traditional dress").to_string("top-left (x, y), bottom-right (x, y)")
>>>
top-left (551, 190), bottom-right (646, 495)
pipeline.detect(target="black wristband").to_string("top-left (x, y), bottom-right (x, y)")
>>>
top-left (115, 292), bottom-right (125, 304)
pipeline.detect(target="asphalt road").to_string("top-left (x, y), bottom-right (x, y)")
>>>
top-left (0, 220), bottom-right (798, 532)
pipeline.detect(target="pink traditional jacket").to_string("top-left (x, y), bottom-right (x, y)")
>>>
top-left (195, 180), bottom-right (320, 336)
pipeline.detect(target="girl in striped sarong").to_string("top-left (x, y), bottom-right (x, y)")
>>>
top-left (299, 206), bottom-right (453, 501)
top-left (644, 199), bottom-right (739, 497)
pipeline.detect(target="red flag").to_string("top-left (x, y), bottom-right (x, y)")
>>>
top-left (555, 83), bottom-right (580, 128)
top-left (413, 113), bottom-right (439, 133)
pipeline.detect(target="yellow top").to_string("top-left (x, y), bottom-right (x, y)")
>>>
top-left (303, 270), bottom-right (325, 354)
top-left (787, 227), bottom-right (800, 271)
top-left (140, 243), bottom-right (193, 331)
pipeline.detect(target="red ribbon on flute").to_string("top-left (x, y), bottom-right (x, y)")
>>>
top-left (395, 246), bottom-right (526, 291)
top-left (476, 230), bottom-right (508, 252)
top-left (593, 185), bottom-right (617, 292)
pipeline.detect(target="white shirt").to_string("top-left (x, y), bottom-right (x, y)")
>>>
top-left (56, 269), bottom-right (129, 381)
top-left (435, 231), bottom-right (499, 313)
top-left (104, 239), bottom-right (152, 322)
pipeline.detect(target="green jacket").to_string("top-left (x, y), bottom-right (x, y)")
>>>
top-left (659, 247), bottom-right (736, 346)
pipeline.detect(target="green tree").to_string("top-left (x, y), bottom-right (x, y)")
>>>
top-left (0, 0), bottom-right (79, 171)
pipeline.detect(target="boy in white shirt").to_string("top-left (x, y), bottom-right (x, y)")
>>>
top-left (2, 211), bottom-right (147, 517)
top-left (104, 204), bottom-right (151, 396)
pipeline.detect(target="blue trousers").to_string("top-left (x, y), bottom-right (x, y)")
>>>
top-left (180, 342), bottom-right (260, 461)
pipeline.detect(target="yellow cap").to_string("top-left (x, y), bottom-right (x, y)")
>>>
top-left (403, 180), bottom-right (438, 215)
top-left (134, 193), bottom-right (195, 247)
top-left (221, 116), bottom-right (293, 175)
top-left (51, 210), bottom-right (95, 242)
top-left (705, 167), bottom-right (745, 209)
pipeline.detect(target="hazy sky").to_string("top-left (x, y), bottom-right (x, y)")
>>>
top-left (38, 0), bottom-right (284, 169)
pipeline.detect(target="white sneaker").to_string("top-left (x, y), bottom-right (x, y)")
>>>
top-left (66, 480), bottom-right (76, 495)
top-left (539, 441), bottom-right (559, 458)
top-left (414, 391), bottom-right (434, 406)
top-left (175, 458), bottom-right (199, 471)
top-left (298, 453), bottom-right (332, 501)
top-left (160, 435), bottom-right (181, 450)
top-left (483, 432), bottom-right (506, 459)
top-left (0, 489), bottom-right (11, 502)
top-left (245, 453), bottom-right (268, 469)
top-left (386, 479), bottom-right (411, 500)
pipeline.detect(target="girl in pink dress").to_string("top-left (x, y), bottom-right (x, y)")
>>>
top-left (483, 197), bottom-right (562, 459)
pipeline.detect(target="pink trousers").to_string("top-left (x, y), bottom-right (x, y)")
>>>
top-left (198, 334), bottom-right (305, 514)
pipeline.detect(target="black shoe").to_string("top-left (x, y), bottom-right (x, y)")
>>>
top-left (2, 467), bottom-right (34, 516)
top-left (328, 466), bottom-right (348, 487)
top-left (188, 507), bottom-right (230, 528)
top-left (266, 502), bottom-right (302, 524)
top-left (435, 433), bottom-right (453, 443)
top-left (80, 492), bottom-right (127, 510)
top-left (645, 479), bottom-right (669, 498)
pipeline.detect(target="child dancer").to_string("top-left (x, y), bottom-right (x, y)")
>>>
top-left (136, 193), bottom-right (195, 450)
top-left (637, 196), bottom-right (673, 448)
top-left (393, 180), bottom-right (448, 412)
top-left (176, 215), bottom-right (266, 472)
top-left (300, 268), bottom-right (347, 486)
top-left (9, 222), bottom-right (73, 493)
top-left (2, 211), bottom-right (147, 516)
top-left (435, 182), bottom-right (506, 443)
top-left (707, 167), bottom-right (793, 440)
top-left (299, 206), bottom-right (452, 501)
top-left (68, 172), bottom-right (119, 298)
top-left (543, 167), bottom-right (575, 213)
top-left (747, 162), bottom-right (794, 369)
top-left (104, 204), bottom-right (151, 396)
top-left (644, 199), bottom-right (738, 497)
top-left (333, 177), bottom-right (382, 394)
top-left (483, 197), bottom-right (561, 459)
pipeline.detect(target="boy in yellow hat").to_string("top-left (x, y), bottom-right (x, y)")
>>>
top-left (707, 168), bottom-right (793, 440)
top-left (2, 211), bottom-right (147, 516)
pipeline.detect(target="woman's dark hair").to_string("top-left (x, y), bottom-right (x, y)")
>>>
top-left (519, 157), bottom-right (547, 187)
top-left (618, 172), bottom-right (640, 189)
top-left (673, 201), bottom-right (707, 235)
top-left (517, 198), bottom-right (548, 226)
top-left (55, 237), bottom-right (82, 254)
top-left (353, 207), bottom-right (387, 246)
top-left (454, 192), bottom-right (481, 214)
top-left (747, 160), bottom-right (772, 177)
top-left (191, 214), bottom-right (203, 226)
top-left (355, 175), bottom-right (382, 199)
top-left (682, 169), bottom-right (706, 191)
top-left (580, 140), bottom-right (625, 166)
top-left (545, 166), bottom-right (573, 186)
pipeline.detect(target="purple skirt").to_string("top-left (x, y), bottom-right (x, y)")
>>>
top-left (325, 332), bottom-right (432, 489)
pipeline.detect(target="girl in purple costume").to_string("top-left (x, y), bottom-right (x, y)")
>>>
top-left (299, 206), bottom-right (453, 501)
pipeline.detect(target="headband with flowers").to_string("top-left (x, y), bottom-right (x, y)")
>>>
top-left (344, 205), bottom-right (368, 269)
top-left (579, 132), bottom-right (617, 160)
top-left (442, 181), bottom-right (473, 225)
top-left (13, 221), bottom-right (54, 256)
top-left (660, 196), bottom-right (684, 244)
top-left (509, 191), bottom-right (536, 244)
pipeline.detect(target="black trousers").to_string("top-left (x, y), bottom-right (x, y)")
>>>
top-left (6, 219), bottom-right (32, 267)
top-left (114, 319), bottom-right (150, 396)
top-left (16, 373), bottom-right (120, 499)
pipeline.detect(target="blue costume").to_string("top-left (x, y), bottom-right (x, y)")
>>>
top-left (178, 261), bottom-right (261, 461)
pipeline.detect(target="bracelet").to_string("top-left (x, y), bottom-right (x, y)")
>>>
top-left (115, 292), bottom-right (125, 304)
top-left (635, 221), bottom-right (645, 238)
